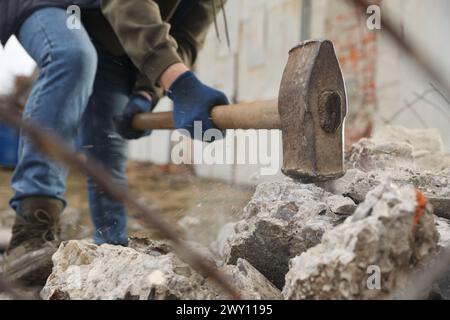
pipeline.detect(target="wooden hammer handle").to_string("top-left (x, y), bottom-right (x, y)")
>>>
top-left (132, 99), bottom-right (281, 131)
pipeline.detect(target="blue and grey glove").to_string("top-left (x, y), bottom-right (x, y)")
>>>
top-left (167, 71), bottom-right (229, 142)
top-left (114, 93), bottom-right (153, 140)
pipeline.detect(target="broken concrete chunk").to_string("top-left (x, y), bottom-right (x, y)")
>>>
top-left (283, 181), bottom-right (439, 300)
top-left (326, 195), bottom-right (357, 216)
top-left (240, 180), bottom-right (327, 219)
top-left (41, 240), bottom-right (219, 300)
top-left (40, 239), bottom-right (280, 300)
top-left (428, 197), bottom-right (450, 221)
top-left (436, 217), bottom-right (450, 249)
top-left (221, 259), bottom-right (282, 300)
top-left (433, 217), bottom-right (450, 300)
top-left (413, 154), bottom-right (450, 173)
top-left (373, 126), bottom-right (445, 155)
top-left (321, 168), bottom-right (450, 219)
top-left (319, 168), bottom-right (375, 203)
top-left (216, 218), bottom-right (302, 290)
top-left (214, 180), bottom-right (346, 289)
top-left (347, 126), bottom-right (450, 172)
top-left (346, 138), bottom-right (414, 172)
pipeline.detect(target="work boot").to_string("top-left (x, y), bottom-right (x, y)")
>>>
top-left (2, 197), bottom-right (63, 286)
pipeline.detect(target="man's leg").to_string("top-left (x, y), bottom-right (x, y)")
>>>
top-left (5, 7), bottom-right (97, 284)
top-left (11, 7), bottom-right (97, 208)
top-left (81, 43), bottom-right (137, 246)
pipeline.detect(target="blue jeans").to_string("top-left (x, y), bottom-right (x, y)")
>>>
top-left (10, 7), bottom-right (137, 246)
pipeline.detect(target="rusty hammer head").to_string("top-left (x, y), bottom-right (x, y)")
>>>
top-left (278, 40), bottom-right (347, 183)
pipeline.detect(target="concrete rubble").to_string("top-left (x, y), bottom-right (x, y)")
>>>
top-left (321, 168), bottom-right (450, 219)
top-left (212, 125), bottom-right (449, 297)
top-left (40, 239), bottom-right (281, 300)
top-left (3, 126), bottom-right (449, 300)
top-left (283, 181), bottom-right (439, 299)
top-left (434, 217), bottom-right (450, 299)
top-left (220, 259), bottom-right (282, 300)
top-left (212, 181), bottom-right (349, 288)
top-left (436, 217), bottom-right (450, 249)
top-left (347, 126), bottom-right (450, 172)
top-left (325, 126), bottom-right (450, 219)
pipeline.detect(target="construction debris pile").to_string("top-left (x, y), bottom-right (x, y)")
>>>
top-left (41, 239), bottom-right (281, 300)
top-left (28, 127), bottom-right (450, 299)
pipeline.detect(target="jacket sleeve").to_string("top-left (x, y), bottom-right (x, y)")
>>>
top-left (101, 0), bottom-right (225, 99)
top-left (171, 0), bottom-right (227, 67)
top-left (134, 73), bottom-right (164, 104)
top-left (101, 0), bottom-right (182, 88)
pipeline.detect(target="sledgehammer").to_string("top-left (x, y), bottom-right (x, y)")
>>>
top-left (132, 40), bottom-right (348, 183)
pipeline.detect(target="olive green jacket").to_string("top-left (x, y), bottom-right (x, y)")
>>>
top-left (89, 0), bottom-right (225, 100)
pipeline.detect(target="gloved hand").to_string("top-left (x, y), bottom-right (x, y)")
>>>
top-left (167, 71), bottom-right (230, 141)
top-left (114, 93), bottom-right (153, 140)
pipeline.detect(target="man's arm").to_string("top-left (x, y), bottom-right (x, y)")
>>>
top-left (103, 0), bottom-right (230, 141)
top-left (170, 0), bottom-right (228, 69)
top-left (101, 0), bottom-right (225, 89)
top-left (101, 0), bottom-right (183, 88)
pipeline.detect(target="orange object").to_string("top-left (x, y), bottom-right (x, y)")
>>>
top-left (412, 189), bottom-right (428, 232)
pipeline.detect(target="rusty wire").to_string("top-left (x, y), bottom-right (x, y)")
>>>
top-left (0, 103), bottom-right (240, 300)
top-left (351, 0), bottom-right (450, 299)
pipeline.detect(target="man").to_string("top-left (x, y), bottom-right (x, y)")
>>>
top-left (0, 0), bottom-right (228, 285)
top-left (102, 0), bottom-right (230, 141)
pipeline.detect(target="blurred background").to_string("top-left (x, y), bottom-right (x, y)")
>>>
top-left (1, 0), bottom-right (449, 246)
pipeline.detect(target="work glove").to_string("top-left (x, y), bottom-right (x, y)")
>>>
top-left (167, 71), bottom-right (230, 142)
top-left (114, 93), bottom-right (153, 140)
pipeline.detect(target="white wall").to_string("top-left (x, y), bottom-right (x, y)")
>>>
top-left (0, 37), bottom-right (36, 94)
